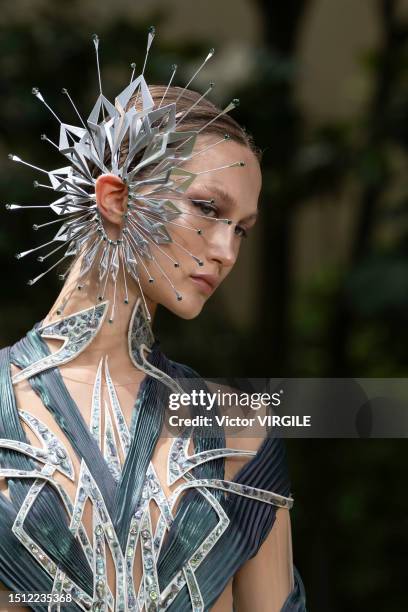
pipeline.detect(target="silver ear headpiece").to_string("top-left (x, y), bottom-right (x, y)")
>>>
top-left (6, 28), bottom-right (245, 322)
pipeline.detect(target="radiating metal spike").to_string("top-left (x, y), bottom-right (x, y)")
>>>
top-left (168, 239), bottom-right (204, 266)
top-left (142, 26), bottom-right (156, 76)
top-left (143, 248), bottom-right (181, 305)
top-left (6, 204), bottom-right (51, 211)
top-left (40, 134), bottom-right (59, 150)
top-left (16, 239), bottom-right (56, 259)
top-left (31, 87), bottom-right (63, 124)
top-left (188, 134), bottom-right (230, 159)
top-left (37, 239), bottom-right (71, 262)
top-left (8, 155), bottom-right (50, 176)
top-left (138, 207), bottom-right (200, 234)
top-left (158, 64), bottom-right (178, 109)
top-left (196, 161), bottom-right (245, 175)
top-left (128, 217), bottom-right (179, 267)
top-left (27, 253), bottom-right (69, 285)
top-left (129, 62), bottom-right (137, 85)
top-left (176, 82), bottom-right (215, 126)
top-left (172, 205), bottom-right (231, 224)
top-left (61, 88), bottom-right (87, 129)
top-left (33, 212), bottom-right (86, 230)
top-left (174, 98), bottom-right (239, 153)
top-left (123, 234), bottom-right (155, 284)
top-left (176, 48), bottom-right (215, 103)
top-left (92, 33), bottom-right (105, 121)
top-left (119, 243), bottom-right (129, 304)
top-left (123, 238), bottom-right (152, 320)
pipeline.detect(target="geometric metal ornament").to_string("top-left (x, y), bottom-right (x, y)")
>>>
top-left (11, 301), bottom-right (108, 385)
top-left (6, 28), bottom-right (244, 323)
top-left (2, 401), bottom-right (294, 612)
top-left (1, 298), bottom-right (297, 611)
top-left (127, 297), bottom-right (185, 395)
top-left (1, 387), bottom-right (294, 611)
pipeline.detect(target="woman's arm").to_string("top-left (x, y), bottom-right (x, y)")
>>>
top-left (232, 507), bottom-right (295, 611)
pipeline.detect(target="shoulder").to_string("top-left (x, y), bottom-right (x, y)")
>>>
top-left (204, 380), bottom-right (292, 496)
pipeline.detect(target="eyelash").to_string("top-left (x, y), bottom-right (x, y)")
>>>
top-left (190, 199), bottom-right (248, 239)
top-left (234, 225), bottom-right (248, 239)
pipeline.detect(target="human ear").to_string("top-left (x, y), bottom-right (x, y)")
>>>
top-left (95, 173), bottom-right (128, 225)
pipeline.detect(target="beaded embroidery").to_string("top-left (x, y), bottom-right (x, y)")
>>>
top-left (1, 301), bottom-right (294, 611)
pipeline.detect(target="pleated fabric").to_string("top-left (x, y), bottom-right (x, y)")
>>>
top-left (0, 324), bottom-right (307, 611)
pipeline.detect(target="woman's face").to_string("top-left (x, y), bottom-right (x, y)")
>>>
top-left (139, 134), bottom-right (261, 319)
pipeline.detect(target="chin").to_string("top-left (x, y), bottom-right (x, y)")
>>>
top-left (162, 295), bottom-right (206, 320)
top-left (141, 276), bottom-right (213, 320)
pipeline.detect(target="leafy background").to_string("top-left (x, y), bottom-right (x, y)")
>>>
top-left (1, 1), bottom-right (407, 609)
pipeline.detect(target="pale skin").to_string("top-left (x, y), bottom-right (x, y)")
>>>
top-left (1, 135), bottom-right (294, 610)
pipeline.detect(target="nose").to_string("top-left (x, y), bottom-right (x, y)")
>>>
top-left (204, 222), bottom-right (238, 268)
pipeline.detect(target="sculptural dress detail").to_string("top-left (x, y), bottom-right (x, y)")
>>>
top-left (0, 303), bottom-right (307, 611)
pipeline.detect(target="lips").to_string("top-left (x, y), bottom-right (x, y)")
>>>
top-left (189, 274), bottom-right (218, 294)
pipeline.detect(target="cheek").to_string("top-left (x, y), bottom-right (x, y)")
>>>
top-left (126, 211), bottom-right (242, 316)
top-left (170, 210), bottom-right (208, 258)
top-left (218, 261), bottom-right (236, 286)
top-left (140, 270), bottom-right (208, 319)
top-left (134, 237), bottom-right (206, 314)
top-left (171, 222), bottom-right (204, 261)
top-left (232, 239), bottom-right (242, 265)
top-left (160, 212), bottom-right (211, 280)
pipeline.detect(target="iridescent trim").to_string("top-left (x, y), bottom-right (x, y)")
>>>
top-left (127, 299), bottom-right (155, 368)
top-left (88, 356), bottom-right (132, 480)
top-left (171, 478), bottom-right (294, 509)
top-left (140, 511), bottom-right (160, 609)
top-left (1, 301), bottom-right (299, 611)
top-left (103, 404), bottom-right (121, 483)
top-left (157, 477), bottom-right (230, 610)
top-left (104, 357), bottom-right (131, 455)
top-left (7, 467), bottom-right (93, 611)
top-left (71, 462), bottom-right (125, 611)
top-left (90, 357), bottom-right (103, 447)
top-left (167, 433), bottom-right (256, 485)
top-left (0, 410), bottom-right (74, 480)
top-left (183, 564), bottom-right (204, 612)
top-left (128, 299), bottom-right (184, 396)
top-left (92, 506), bottom-right (109, 611)
top-left (12, 302), bottom-right (108, 384)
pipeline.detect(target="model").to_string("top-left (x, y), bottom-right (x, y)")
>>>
top-left (0, 30), bottom-right (307, 611)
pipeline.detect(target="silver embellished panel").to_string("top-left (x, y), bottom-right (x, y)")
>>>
top-left (12, 302), bottom-right (109, 384)
top-left (3, 303), bottom-right (294, 611)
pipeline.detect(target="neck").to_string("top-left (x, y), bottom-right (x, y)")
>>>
top-left (41, 256), bottom-right (157, 375)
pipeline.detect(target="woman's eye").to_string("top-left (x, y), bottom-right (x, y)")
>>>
top-left (191, 199), bottom-right (218, 217)
top-left (234, 225), bottom-right (248, 238)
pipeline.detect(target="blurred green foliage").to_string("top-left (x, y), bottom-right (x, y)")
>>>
top-left (1, 1), bottom-right (408, 609)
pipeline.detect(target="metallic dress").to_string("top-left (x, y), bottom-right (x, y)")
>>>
top-left (0, 300), bottom-right (307, 611)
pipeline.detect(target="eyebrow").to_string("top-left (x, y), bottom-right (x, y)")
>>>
top-left (194, 184), bottom-right (259, 223)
